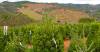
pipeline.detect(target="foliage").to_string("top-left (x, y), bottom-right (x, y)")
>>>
top-left (0, 21), bottom-right (99, 52)
top-left (79, 18), bottom-right (96, 23)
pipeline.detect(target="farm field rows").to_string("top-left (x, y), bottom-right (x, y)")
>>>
top-left (0, 22), bottom-right (100, 52)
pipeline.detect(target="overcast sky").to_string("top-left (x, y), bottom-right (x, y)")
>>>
top-left (0, 0), bottom-right (100, 4)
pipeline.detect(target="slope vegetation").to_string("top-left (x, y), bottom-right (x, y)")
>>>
top-left (49, 9), bottom-right (89, 23)
top-left (18, 3), bottom-right (89, 23)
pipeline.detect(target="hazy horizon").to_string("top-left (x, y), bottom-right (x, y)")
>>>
top-left (0, 0), bottom-right (100, 5)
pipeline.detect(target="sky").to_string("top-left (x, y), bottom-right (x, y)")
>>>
top-left (0, 0), bottom-right (100, 4)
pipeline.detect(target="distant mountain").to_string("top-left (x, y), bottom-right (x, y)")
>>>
top-left (1, 1), bottom-right (100, 14)
top-left (0, 1), bottom-right (100, 26)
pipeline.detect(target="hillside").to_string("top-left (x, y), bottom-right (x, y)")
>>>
top-left (0, 1), bottom-right (34, 26)
top-left (18, 8), bottom-right (42, 21)
top-left (0, 1), bottom-right (99, 26)
top-left (49, 9), bottom-right (89, 23)
top-left (0, 13), bottom-right (33, 26)
top-left (17, 3), bottom-right (89, 23)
